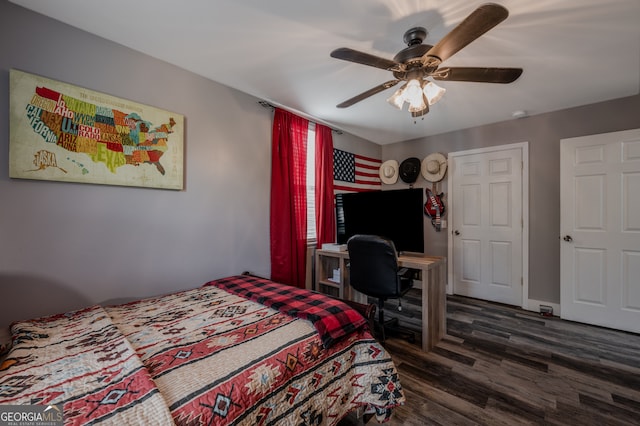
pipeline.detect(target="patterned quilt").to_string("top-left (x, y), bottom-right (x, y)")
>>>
top-left (0, 305), bottom-right (174, 425)
top-left (0, 276), bottom-right (405, 425)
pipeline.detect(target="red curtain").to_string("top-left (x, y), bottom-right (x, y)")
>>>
top-left (270, 108), bottom-right (308, 288)
top-left (315, 123), bottom-right (335, 248)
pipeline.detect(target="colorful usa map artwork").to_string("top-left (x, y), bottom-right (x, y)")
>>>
top-left (9, 69), bottom-right (184, 190)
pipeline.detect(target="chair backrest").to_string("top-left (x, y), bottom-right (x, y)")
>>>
top-left (347, 234), bottom-right (401, 299)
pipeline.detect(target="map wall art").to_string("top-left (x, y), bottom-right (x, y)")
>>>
top-left (9, 69), bottom-right (184, 190)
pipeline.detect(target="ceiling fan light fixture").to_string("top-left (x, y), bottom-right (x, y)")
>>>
top-left (401, 79), bottom-right (427, 113)
top-left (407, 98), bottom-right (427, 113)
top-left (423, 81), bottom-right (446, 106)
top-left (386, 86), bottom-right (406, 110)
top-left (411, 108), bottom-right (428, 118)
top-left (404, 79), bottom-right (424, 108)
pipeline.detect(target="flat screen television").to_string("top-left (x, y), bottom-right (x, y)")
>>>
top-left (335, 188), bottom-right (424, 253)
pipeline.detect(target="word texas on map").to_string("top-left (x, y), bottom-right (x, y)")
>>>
top-left (9, 69), bottom-right (184, 190)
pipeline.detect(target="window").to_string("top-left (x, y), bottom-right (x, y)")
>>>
top-left (305, 123), bottom-right (316, 242)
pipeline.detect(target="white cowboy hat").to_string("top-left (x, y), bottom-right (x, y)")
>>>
top-left (421, 153), bottom-right (448, 182)
top-left (379, 159), bottom-right (399, 184)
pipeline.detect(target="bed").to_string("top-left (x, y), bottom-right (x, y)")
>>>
top-left (0, 274), bottom-right (405, 425)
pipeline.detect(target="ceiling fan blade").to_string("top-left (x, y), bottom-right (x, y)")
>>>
top-left (331, 47), bottom-right (401, 71)
top-left (422, 3), bottom-right (509, 65)
top-left (433, 67), bottom-right (522, 83)
top-left (336, 80), bottom-right (400, 108)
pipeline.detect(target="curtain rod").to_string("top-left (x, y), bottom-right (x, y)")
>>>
top-left (258, 100), bottom-right (343, 135)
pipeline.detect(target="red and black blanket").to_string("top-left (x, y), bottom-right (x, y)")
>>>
top-left (206, 274), bottom-right (369, 348)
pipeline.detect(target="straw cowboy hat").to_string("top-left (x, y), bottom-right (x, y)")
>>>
top-left (421, 153), bottom-right (448, 182)
top-left (379, 159), bottom-right (399, 184)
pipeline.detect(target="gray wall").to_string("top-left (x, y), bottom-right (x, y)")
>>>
top-left (1, 0), bottom-right (275, 323)
top-left (334, 131), bottom-right (381, 159)
top-left (382, 94), bottom-right (640, 303)
top-left (0, 0), bottom-right (380, 328)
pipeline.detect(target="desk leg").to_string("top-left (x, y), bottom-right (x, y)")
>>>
top-left (436, 262), bottom-right (446, 341)
top-left (421, 269), bottom-right (430, 352)
top-left (421, 263), bottom-right (446, 352)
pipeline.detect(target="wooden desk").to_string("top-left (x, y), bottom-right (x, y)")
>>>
top-left (315, 249), bottom-right (446, 352)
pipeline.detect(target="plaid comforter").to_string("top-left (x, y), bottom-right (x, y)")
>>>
top-left (206, 275), bottom-right (368, 348)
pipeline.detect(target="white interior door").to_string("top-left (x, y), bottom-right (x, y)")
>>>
top-left (560, 129), bottom-right (640, 333)
top-left (449, 144), bottom-right (525, 307)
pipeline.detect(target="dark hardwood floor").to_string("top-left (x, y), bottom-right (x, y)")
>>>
top-left (340, 291), bottom-right (640, 425)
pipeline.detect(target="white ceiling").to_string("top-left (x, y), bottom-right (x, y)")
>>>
top-left (10, 0), bottom-right (640, 145)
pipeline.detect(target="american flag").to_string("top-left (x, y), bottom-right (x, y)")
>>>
top-left (333, 149), bottom-right (381, 193)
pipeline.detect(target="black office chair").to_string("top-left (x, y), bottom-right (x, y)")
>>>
top-left (347, 234), bottom-right (415, 344)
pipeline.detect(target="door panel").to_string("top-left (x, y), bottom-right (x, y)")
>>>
top-left (462, 184), bottom-right (481, 225)
top-left (490, 241), bottom-right (512, 286)
top-left (573, 247), bottom-right (605, 304)
top-left (462, 239), bottom-right (481, 282)
top-left (490, 182), bottom-right (511, 226)
top-left (622, 251), bottom-right (640, 310)
top-left (575, 175), bottom-right (605, 229)
top-left (624, 173), bottom-right (640, 230)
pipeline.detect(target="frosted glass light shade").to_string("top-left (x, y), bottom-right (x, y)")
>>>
top-left (386, 87), bottom-right (405, 110)
top-left (404, 79), bottom-right (425, 112)
top-left (423, 81), bottom-right (446, 106)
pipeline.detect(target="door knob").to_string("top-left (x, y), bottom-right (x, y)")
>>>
top-left (454, 230), bottom-right (460, 236)
top-left (563, 235), bottom-right (573, 242)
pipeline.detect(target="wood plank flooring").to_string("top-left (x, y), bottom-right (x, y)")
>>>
top-left (339, 291), bottom-right (640, 425)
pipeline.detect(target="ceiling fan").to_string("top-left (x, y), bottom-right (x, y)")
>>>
top-left (330, 3), bottom-right (523, 118)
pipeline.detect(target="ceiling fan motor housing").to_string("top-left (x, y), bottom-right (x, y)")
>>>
top-left (393, 26), bottom-right (439, 80)
top-left (403, 27), bottom-right (428, 45)
top-left (395, 26), bottom-right (432, 62)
